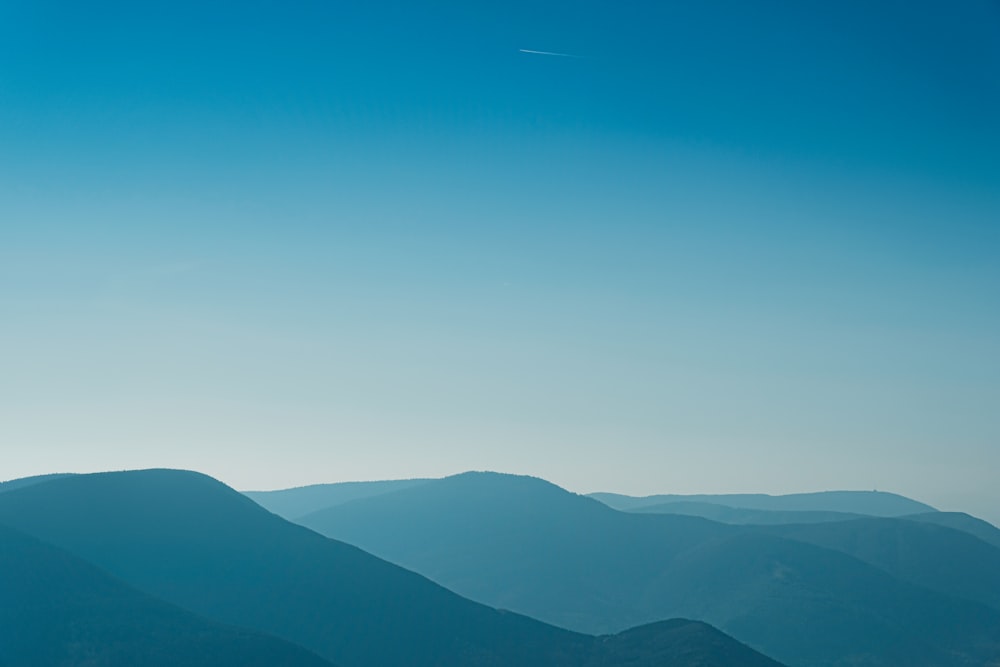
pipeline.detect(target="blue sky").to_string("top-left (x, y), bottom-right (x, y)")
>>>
top-left (2, 1), bottom-right (998, 519)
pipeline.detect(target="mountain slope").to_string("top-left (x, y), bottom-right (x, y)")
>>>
top-left (0, 522), bottom-right (333, 667)
top-left (761, 516), bottom-right (1000, 611)
top-left (0, 470), bottom-right (785, 667)
top-left (589, 490), bottom-right (937, 516)
top-left (904, 511), bottom-right (1000, 551)
top-left (298, 472), bottom-right (1000, 667)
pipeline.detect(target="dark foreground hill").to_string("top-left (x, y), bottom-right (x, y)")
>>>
top-left (590, 490), bottom-right (937, 516)
top-left (0, 470), bottom-right (784, 667)
top-left (0, 522), bottom-right (333, 667)
top-left (298, 472), bottom-right (1000, 667)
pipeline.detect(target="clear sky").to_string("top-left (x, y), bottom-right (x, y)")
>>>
top-left (2, 1), bottom-right (998, 521)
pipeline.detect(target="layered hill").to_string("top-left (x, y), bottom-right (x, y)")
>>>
top-left (0, 522), bottom-right (333, 667)
top-left (0, 470), bottom-right (784, 667)
top-left (297, 472), bottom-right (1000, 667)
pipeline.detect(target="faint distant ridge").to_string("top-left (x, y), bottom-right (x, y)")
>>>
top-left (589, 489), bottom-right (937, 517)
top-left (245, 478), bottom-right (434, 520)
top-left (0, 473), bottom-right (76, 494)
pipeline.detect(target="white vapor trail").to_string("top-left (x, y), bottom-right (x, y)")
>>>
top-left (519, 49), bottom-right (584, 59)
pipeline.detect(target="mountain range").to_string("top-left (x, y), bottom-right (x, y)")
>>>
top-left (0, 470), bottom-right (783, 667)
top-left (287, 471), bottom-right (1000, 667)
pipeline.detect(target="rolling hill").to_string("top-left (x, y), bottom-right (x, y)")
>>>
top-left (296, 471), bottom-right (1000, 667)
top-left (0, 469), bottom-right (785, 667)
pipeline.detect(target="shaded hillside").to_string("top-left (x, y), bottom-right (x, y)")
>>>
top-left (0, 522), bottom-right (333, 667)
top-left (590, 490), bottom-right (937, 516)
top-left (299, 472), bottom-right (1000, 667)
top-left (0, 470), bottom-right (785, 667)
top-left (245, 478), bottom-right (432, 520)
top-left (630, 501), bottom-right (863, 525)
top-left (904, 511), bottom-right (1000, 551)
top-left (761, 517), bottom-right (1000, 611)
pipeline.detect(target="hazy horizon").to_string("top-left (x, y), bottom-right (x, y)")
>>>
top-left (2, 465), bottom-right (991, 525)
top-left (3, 2), bottom-right (998, 525)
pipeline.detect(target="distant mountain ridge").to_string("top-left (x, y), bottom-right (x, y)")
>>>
top-left (589, 490), bottom-right (937, 516)
top-left (0, 469), bottom-right (785, 667)
top-left (629, 501), bottom-right (866, 525)
top-left (246, 475), bottom-right (944, 528)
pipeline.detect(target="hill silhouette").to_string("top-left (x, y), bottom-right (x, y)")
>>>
top-left (0, 470), bottom-right (785, 667)
top-left (589, 490), bottom-right (937, 516)
top-left (0, 522), bottom-right (334, 667)
top-left (297, 471), bottom-right (1000, 667)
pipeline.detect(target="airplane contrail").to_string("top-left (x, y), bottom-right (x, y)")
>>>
top-left (519, 49), bottom-right (585, 59)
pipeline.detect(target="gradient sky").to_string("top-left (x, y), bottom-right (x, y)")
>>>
top-left (2, 1), bottom-right (999, 520)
